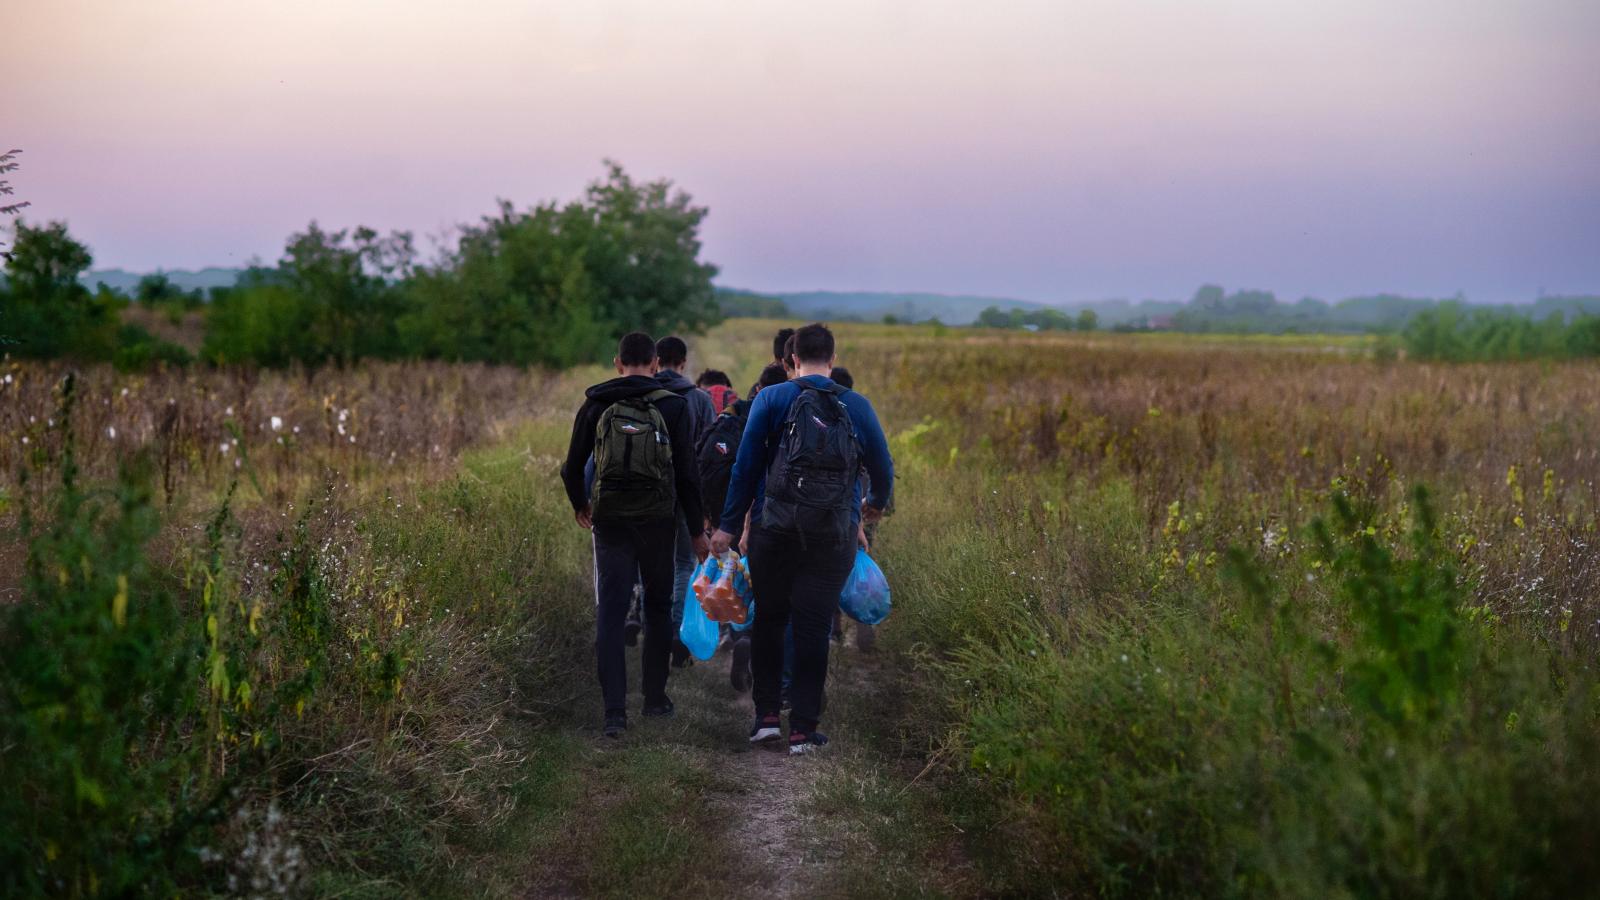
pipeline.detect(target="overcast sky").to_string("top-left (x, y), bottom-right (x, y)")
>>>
top-left (7, 0), bottom-right (1598, 303)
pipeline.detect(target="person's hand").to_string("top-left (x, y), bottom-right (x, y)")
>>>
top-left (861, 503), bottom-right (884, 525)
top-left (857, 524), bottom-right (870, 550)
top-left (710, 528), bottom-right (735, 556)
top-left (692, 533), bottom-right (711, 562)
top-left (574, 505), bottom-right (593, 530)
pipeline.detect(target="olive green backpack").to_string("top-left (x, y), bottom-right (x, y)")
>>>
top-left (592, 389), bottom-right (677, 522)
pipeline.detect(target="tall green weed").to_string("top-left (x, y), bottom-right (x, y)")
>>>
top-left (0, 378), bottom-right (209, 895)
top-left (888, 475), bottom-right (1600, 897)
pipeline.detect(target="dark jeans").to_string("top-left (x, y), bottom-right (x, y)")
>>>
top-left (747, 526), bottom-right (855, 733)
top-left (593, 518), bottom-right (676, 716)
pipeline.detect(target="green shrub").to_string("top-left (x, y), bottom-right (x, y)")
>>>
top-left (112, 323), bottom-right (193, 372)
top-left (898, 480), bottom-right (1600, 897)
top-left (0, 380), bottom-right (208, 896)
top-left (1401, 302), bottom-right (1600, 361)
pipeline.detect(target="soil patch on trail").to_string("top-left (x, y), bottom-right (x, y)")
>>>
top-left (500, 632), bottom-right (976, 899)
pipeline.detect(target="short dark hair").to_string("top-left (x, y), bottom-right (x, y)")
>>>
top-left (793, 322), bottom-right (834, 365)
top-left (696, 368), bottom-right (732, 388)
top-left (782, 334), bottom-right (797, 370)
top-left (655, 336), bottom-right (688, 368)
top-left (773, 328), bottom-right (796, 364)
top-left (756, 363), bottom-right (788, 391)
top-left (618, 332), bottom-right (656, 367)
top-left (829, 366), bottom-right (854, 389)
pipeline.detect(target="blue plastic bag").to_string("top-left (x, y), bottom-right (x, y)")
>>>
top-left (839, 549), bottom-right (891, 625)
top-left (730, 556), bottom-right (756, 633)
top-left (678, 557), bottom-right (721, 661)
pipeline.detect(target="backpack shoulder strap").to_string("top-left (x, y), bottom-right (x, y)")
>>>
top-left (794, 380), bottom-right (847, 397)
top-left (640, 389), bottom-right (677, 405)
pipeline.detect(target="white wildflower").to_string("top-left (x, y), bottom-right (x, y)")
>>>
top-left (107, 426), bottom-right (116, 439)
top-left (270, 416), bottom-right (283, 431)
top-left (220, 441), bottom-right (232, 455)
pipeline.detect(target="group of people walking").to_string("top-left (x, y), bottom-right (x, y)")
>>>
top-left (561, 323), bottom-right (894, 754)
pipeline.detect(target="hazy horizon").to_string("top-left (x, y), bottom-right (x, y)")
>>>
top-left (8, 0), bottom-right (1599, 304)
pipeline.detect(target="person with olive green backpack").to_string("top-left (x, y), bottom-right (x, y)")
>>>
top-left (562, 332), bottom-right (708, 738)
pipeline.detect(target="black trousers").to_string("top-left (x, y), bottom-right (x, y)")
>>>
top-left (747, 526), bottom-right (855, 733)
top-left (592, 518), bottom-right (676, 716)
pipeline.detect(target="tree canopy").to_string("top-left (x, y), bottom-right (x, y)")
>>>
top-left (204, 162), bottom-right (720, 367)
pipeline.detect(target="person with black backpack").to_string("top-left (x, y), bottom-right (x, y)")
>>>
top-left (562, 332), bottom-right (709, 738)
top-left (711, 323), bottom-right (894, 755)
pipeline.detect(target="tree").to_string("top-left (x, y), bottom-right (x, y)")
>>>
top-left (1191, 284), bottom-right (1225, 311)
top-left (134, 273), bottom-right (201, 311)
top-left (395, 162), bottom-right (720, 367)
top-left (201, 162), bottom-right (722, 368)
top-left (1075, 309), bottom-right (1099, 332)
top-left (0, 220), bottom-right (119, 359)
top-left (976, 306), bottom-right (1011, 328)
top-left (202, 223), bottom-right (412, 365)
top-left (0, 149), bottom-right (30, 263)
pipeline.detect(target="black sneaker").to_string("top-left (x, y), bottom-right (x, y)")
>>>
top-left (749, 713), bottom-right (782, 743)
top-left (603, 713), bottom-right (627, 738)
top-left (642, 697), bottom-right (675, 718)
top-left (729, 635), bottom-right (752, 693)
top-left (788, 729), bottom-right (829, 756)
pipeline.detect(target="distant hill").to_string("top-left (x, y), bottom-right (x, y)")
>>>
top-left (717, 289), bottom-right (1047, 325)
top-left (82, 267), bottom-right (243, 295)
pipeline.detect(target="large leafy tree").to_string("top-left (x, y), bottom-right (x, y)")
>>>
top-left (0, 220), bottom-right (120, 359)
top-left (203, 224), bottom-right (413, 366)
top-left (398, 161), bottom-right (721, 367)
top-left (211, 162), bottom-right (720, 368)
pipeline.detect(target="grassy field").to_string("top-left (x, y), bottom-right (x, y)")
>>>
top-left (3, 322), bottom-right (1598, 897)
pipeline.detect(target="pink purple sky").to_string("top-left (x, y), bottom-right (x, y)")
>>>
top-left (6, 0), bottom-right (1599, 303)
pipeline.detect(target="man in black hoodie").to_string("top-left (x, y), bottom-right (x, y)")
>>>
top-left (562, 332), bottom-right (708, 737)
top-left (652, 336), bottom-right (716, 663)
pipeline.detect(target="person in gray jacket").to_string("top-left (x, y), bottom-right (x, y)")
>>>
top-left (653, 336), bottom-right (716, 664)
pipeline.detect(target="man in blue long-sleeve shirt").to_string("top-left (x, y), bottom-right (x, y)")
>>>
top-left (711, 323), bottom-right (894, 754)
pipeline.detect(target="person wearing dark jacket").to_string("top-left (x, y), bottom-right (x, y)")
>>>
top-left (654, 337), bottom-right (715, 444)
top-left (562, 332), bottom-right (709, 737)
top-left (652, 337), bottom-right (717, 663)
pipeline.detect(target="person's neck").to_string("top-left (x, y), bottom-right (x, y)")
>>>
top-left (793, 362), bottom-right (831, 379)
top-left (618, 366), bottom-right (654, 377)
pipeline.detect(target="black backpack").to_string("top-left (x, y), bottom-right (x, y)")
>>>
top-left (591, 389), bottom-right (677, 522)
top-left (696, 408), bottom-right (748, 531)
top-left (761, 383), bottom-right (859, 544)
